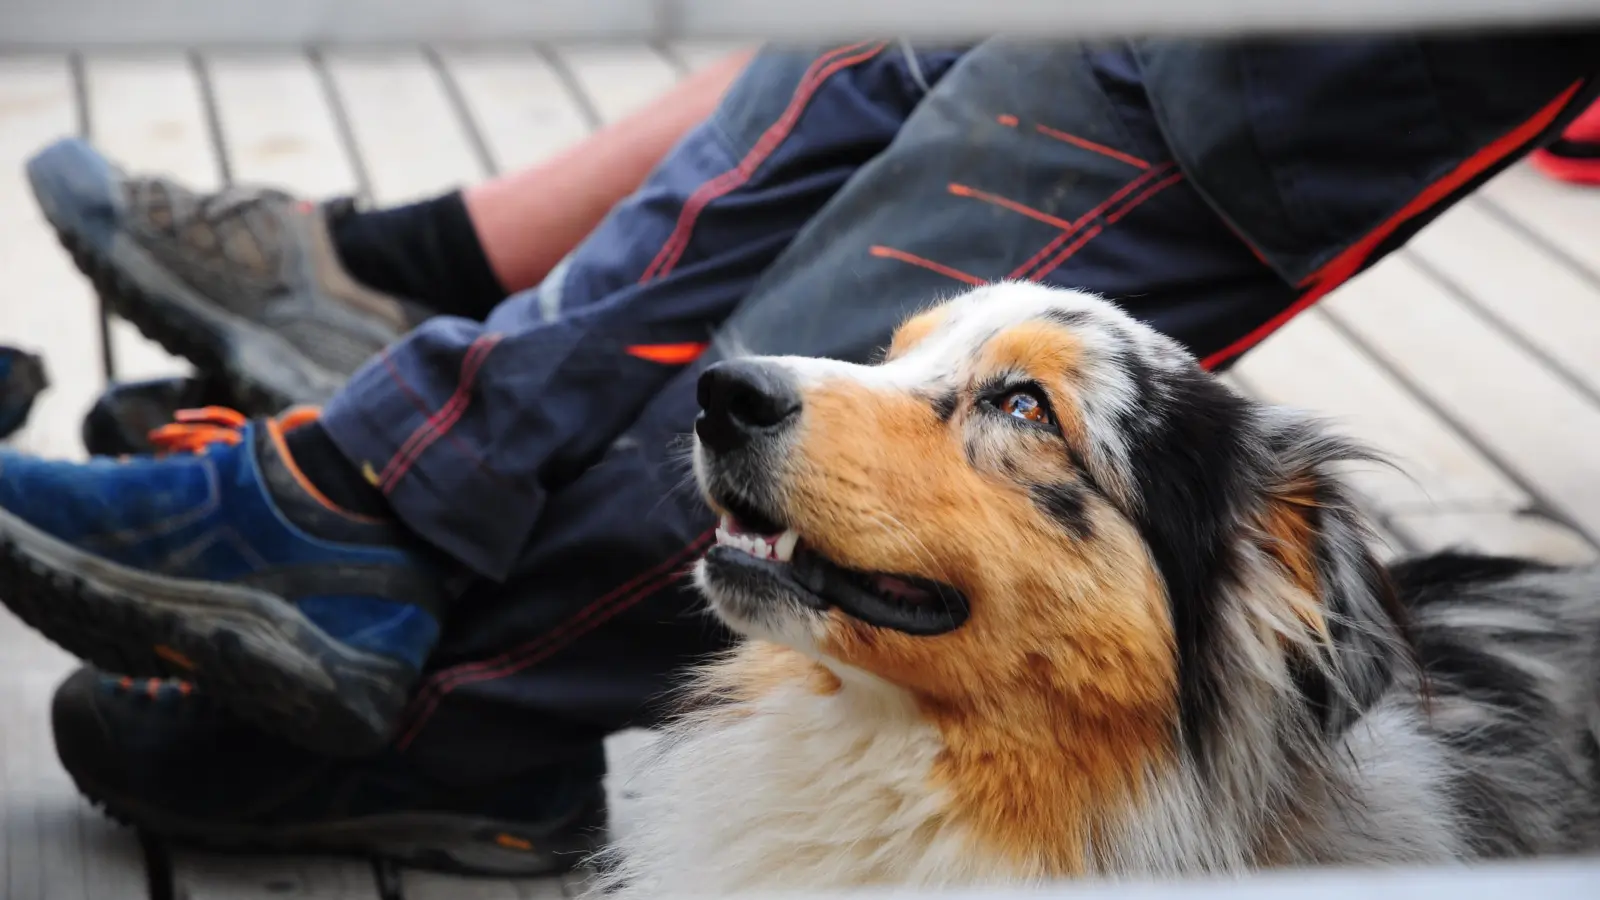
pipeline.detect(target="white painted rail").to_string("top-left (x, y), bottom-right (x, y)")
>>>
top-left (3, 0), bottom-right (1600, 47)
top-left (696, 859), bottom-right (1600, 900)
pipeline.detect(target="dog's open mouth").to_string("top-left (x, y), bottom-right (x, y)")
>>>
top-left (705, 503), bottom-right (970, 636)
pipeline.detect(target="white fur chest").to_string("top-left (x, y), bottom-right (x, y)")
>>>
top-left (596, 673), bottom-right (1022, 896)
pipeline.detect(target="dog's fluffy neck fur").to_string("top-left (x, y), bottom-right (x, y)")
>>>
top-left (599, 620), bottom-right (1463, 896)
top-left (597, 652), bottom-right (1004, 894)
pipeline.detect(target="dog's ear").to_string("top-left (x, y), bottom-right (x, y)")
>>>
top-left (1112, 364), bottom-right (1405, 748)
top-left (1257, 422), bottom-right (1409, 736)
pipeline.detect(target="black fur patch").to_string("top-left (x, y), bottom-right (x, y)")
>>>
top-left (1041, 308), bottom-right (1095, 331)
top-left (929, 389), bottom-right (960, 423)
top-left (1391, 553), bottom-right (1560, 606)
top-left (1298, 467), bottom-right (1407, 736)
top-left (1416, 634), bottom-right (1549, 723)
top-left (1030, 481), bottom-right (1092, 539)
top-left (1112, 359), bottom-right (1256, 751)
top-left (1448, 768), bottom-right (1537, 856)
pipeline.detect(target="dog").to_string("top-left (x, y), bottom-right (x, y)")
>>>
top-left (597, 282), bottom-right (1600, 894)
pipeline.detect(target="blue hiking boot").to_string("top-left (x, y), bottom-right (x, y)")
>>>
top-left (53, 667), bottom-right (608, 875)
top-left (0, 407), bottom-right (447, 757)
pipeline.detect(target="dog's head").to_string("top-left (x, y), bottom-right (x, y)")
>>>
top-left (692, 284), bottom-right (1406, 800)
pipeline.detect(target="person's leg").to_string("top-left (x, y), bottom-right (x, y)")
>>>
top-left (332, 49), bottom-right (758, 314)
top-left (319, 40), bottom-right (955, 581)
top-left (7, 41), bottom-right (959, 871)
top-left (464, 49), bottom-right (756, 294)
top-left (26, 51), bottom-right (751, 419)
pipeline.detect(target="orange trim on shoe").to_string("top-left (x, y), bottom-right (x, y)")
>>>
top-left (263, 410), bottom-right (389, 524)
top-left (147, 406), bottom-right (248, 453)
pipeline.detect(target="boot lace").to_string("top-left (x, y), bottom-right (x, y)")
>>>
top-left (147, 406), bottom-right (319, 455)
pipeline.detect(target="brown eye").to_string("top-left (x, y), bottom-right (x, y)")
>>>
top-left (1000, 390), bottom-right (1052, 425)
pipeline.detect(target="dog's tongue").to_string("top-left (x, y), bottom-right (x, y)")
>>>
top-left (870, 574), bottom-right (932, 604)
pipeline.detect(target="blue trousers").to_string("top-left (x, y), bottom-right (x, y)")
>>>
top-left (319, 35), bottom-right (1600, 774)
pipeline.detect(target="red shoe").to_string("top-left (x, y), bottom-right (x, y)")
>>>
top-left (1531, 98), bottom-right (1600, 185)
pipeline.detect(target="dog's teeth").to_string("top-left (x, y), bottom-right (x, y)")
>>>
top-left (720, 514), bottom-right (734, 532)
top-left (715, 527), bottom-right (731, 546)
top-left (752, 541), bottom-right (771, 560)
top-left (774, 530), bottom-right (799, 563)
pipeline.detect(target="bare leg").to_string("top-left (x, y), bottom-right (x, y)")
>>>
top-left (464, 50), bottom-right (755, 293)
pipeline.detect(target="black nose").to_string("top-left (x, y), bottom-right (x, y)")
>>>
top-left (695, 360), bottom-right (802, 454)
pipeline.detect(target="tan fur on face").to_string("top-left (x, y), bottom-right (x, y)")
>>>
top-left (775, 317), bottom-right (1181, 874)
top-left (885, 306), bottom-right (950, 360)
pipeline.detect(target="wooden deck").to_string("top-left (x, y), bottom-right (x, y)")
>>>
top-left (0, 41), bottom-right (1597, 899)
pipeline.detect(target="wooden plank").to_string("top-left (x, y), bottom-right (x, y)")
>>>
top-left (0, 75), bottom-right (124, 900)
top-left (1322, 253), bottom-right (1600, 543)
top-left (0, 56), bottom-right (107, 461)
top-left (166, 854), bottom-right (382, 898)
top-left (400, 868), bottom-right (566, 900)
top-left (1388, 510), bottom-right (1597, 563)
top-left (80, 53), bottom-right (202, 384)
top-left (1229, 308), bottom-right (1529, 514)
top-left (668, 41), bottom-right (750, 72)
top-left (1478, 162), bottom-right (1600, 281)
top-left (1406, 198), bottom-right (1600, 400)
top-left (601, 728), bottom-right (657, 848)
top-left (205, 51), bottom-right (361, 197)
top-left (321, 49), bottom-right (490, 205)
top-left (432, 47), bottom-right (594, 174)
top-left (1, 670), bottom-right (149, 900)
top-left (547, 44), bottom-right (682, 126)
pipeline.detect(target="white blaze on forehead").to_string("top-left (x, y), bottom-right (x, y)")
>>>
top-left (759, 284), bottom-right (1192, 507)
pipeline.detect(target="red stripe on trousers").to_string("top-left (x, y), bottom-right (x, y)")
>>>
top-left (1201, 81), bottom-right (1585, 371)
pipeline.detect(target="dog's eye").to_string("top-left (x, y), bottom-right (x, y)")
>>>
top-left (1000, 390), bottom-right (1052, 426)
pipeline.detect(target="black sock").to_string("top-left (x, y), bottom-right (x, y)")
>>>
top-left (328, 190), bottom-right (507, 322)
top-left (282, 421), bottom-right (390, 517)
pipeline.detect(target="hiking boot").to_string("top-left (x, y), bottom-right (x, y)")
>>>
top-left (0, 346), bottom-right (48, 440)
top-left (0, 407), bottom-right (447, 757)
top-left (81, 375), bottom-right (240, 457)
top-left (53, 667), bottom-right (607, 876)
top-left (25, 138), bottom-right (430, 416)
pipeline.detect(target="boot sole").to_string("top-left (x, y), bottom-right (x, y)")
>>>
top-left (26, 153), bottom-right (352, 417)
top-left (0, 507), bottom-right (414, 758)
top-left (73, 777), bottom-right (608, 878)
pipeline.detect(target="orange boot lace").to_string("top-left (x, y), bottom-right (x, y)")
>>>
top-left (147, 406), bottom-right (321, 455)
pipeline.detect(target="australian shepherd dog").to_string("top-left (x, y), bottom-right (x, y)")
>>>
top-left (600, 283), bottom-right (1600, 894)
